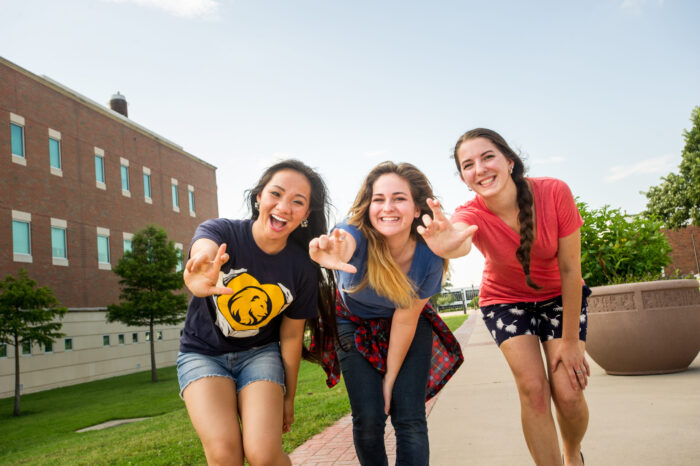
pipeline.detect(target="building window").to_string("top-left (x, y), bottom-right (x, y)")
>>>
top-left (145, 331), bottom-right (151, 341)
top-left (143, 167), bottom-right (152, 204)
top-left (103, 335), bottom-right (110, 346)
top-left (12, 210), bottom-right (32, 263)
top-left (171, 178), bottom-right (180, 212)
top-left (45, 341), bottom-right (53, 353)
top-left (51, 218), bottom-right (68, 266)
top-left (10, 113), bottom-right (26, 165)
top-left (64, 338), bottom-right (73, 350)
top-left (132, 332), bottom-right (138, 343)
top-left (157, 331), bottom-right (163, 341)
top-left (0, 344), bottom-right (7, 358)
top-left (21, 340), bottom-right (31, 355)
top-left (120, 157), bottom-right (130, 197)
top-left (175, 243), bottom-right (183, 272)
top-left (49, 128), bottom-right (62, 176)
top-left (118, 334), bottom-right (125, 345)
top-left (123, 232), bottom-right (133, 255)
top-left (188, 185), bottom-right (196, 217)
top-left (97, 227), bottom-right (111, 270)
top-left (95, 147), bottom-right (106, 190)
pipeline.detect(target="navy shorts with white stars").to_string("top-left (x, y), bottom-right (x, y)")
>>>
top-left (480, 286), bottom-right (591, 347)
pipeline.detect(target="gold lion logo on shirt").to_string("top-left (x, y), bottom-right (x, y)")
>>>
top-left (213, 270), bottom-right (292, 338)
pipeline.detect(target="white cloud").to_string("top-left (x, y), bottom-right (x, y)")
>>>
top-left (364, 149), bottom-right (390, 160)
top-left (102, 0), bottom-right (220, 19)
top-left (532, 156), bottom-right (565, 165)
top-left (605, 154), bottom-right (678, 182)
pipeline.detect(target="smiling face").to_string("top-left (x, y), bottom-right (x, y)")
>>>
top-left (456, 137), bottom-right (515, 199)
top-left (368, 173), bottom-right (420, 240)
top-left (254, 169), bottom-right (311, 244)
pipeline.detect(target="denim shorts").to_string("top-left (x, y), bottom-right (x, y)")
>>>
top-left (480, 286), bottom-right (591, 347)
top-left (177, 341), bottom-right (285, 399)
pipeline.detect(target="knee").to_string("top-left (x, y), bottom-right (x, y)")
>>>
top-left (352, 408), bottom-right (386, 435)
top-left (517, 378), bottom-right (552, 415)
top-left (553, 386), bottom-right (587, 419)
top-left (244, 445), bottom-right (284, 466)
top-left (203, 439), bottom-right (241, 466)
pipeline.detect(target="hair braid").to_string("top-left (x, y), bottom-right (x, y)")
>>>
top-left (513, 174), bottom-right (541, 289)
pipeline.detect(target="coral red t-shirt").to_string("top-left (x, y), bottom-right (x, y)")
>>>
top-left (451, 177), bottom-right (583, 306)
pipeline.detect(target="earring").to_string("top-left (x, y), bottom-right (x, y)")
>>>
top-left (301, 219), bottom-right (309, 228)
top-left (509, 166), bottom-right (514, 174)
top-left (467, 186), bottom-right (473, 192)
top-left (254, 201), bottom-right (259, 210)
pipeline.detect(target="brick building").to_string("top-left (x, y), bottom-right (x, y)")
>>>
top-left (663, 225), bottom-right (700, 277)
top-left (0, 56), bottom-right (218, 397)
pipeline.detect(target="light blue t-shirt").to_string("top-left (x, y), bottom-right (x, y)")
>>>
top-left (334, 222), bottom-right (444, 319)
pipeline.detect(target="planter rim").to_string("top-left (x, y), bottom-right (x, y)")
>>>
top-left (589, 278), bottom-right (699, 294)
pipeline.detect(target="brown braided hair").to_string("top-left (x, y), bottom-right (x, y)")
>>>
top-left (452, 129), bottom-right (541, 289)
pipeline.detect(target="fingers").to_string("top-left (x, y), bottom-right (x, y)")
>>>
top-left (427, 198), bottom-right (447, 221)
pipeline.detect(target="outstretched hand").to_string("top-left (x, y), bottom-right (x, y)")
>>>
top-left (417, 198), bottom-right (478, 259)
top-left (184, 243), bottom-right (234, 297)
top-left (309, 228), bottom-right (357, 273)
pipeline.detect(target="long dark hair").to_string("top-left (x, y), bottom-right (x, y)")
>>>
top-left (347, 161), bottom-right (449, 308)
top-left (245, 159), bottom-right (338, 362)
top-left (453, 129), bottom-right (541, 289)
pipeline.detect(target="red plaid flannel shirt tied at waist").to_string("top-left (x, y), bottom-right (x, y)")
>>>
top-left (311, 292), bottom-right (464, 401)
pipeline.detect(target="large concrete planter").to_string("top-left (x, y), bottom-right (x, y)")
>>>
top-left (586, 279), bottom-right (700, 375)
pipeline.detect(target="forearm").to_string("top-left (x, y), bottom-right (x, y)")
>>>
top-left (279, 319), bottom-right (305, 401)
top-left (386, 299), bottom-right (426, 382)
top-left (560, 270), bottom-right (582, 342)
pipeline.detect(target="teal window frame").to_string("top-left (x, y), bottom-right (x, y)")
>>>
top-left (11, 123), bottom-right (24, 157)
top-left (121, 165), bottom-right (130, 191)
top-left (49, 137), bottom-right (61, 169)
top-left (12, 220), bottom-right (31, 255)
top-left (123, 238), bottom-right (132, 254)
top-left (103, 335), bottom-right (110, 346)
top-left (21, 341), bottom-right (31, 355)
top-left (188, 190), bottom-right (195, 214)
top-left (95, 155), bottom-right (105, 183)
top-left (45, 341), bottom-right (53, 353)
top-left (51, 227), bottom-right (67, 259)
top-left (132, 332), bottom-right (138, 343)
top-left (0, 344), bottom-right (7, 358)
top-left (143, 173), bottom-right (152, 199)
top-left (171, 184), bottom-right (179, 209)
top-left (97, 235), bottom-right (110, 264)
top-left (64, 338), bottom-right (73, 351)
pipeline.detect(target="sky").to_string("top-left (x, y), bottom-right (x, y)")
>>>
top-left (2, 0), bottom-right (699, 288)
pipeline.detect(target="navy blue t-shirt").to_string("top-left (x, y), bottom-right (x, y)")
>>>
top-left (179, 218), bottom-right (318, 355)
top-left (334, 222), bottom-right (444, 319)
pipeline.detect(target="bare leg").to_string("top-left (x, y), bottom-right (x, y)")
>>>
top-left (183, 376), bottom-right (244, 466)
top-left (500, 335), bottom-right (561, 466)
top-left (238, 381), bottom-right (290, 466)
top-left (543, 340), bottom-right (588, 466)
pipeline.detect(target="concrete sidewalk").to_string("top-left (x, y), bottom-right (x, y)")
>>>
top-left (291, 311), bottom-right (700, 464)
top-left (428, 312), bottom-right (700, 465)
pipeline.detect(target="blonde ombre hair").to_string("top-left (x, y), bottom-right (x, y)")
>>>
top-left (347, 162), bottom-right (448, 309)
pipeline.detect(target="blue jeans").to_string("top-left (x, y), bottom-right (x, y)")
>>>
top-left (337, 316), bottom-right (432, 466)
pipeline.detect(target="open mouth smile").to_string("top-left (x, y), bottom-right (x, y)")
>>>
top-left (269, 214), bottom-right (288, 232)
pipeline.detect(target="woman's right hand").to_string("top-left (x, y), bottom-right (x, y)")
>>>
top-left (309, 228), bottom-right (357, 273)
top-left (183, 242), bottom-right (234, 297)
top-left (418, 198), bottom-right (478, 259)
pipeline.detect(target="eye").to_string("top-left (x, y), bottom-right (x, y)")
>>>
top-left (484, 154), bottom-right (495, 160)
top-left (293, 199), bottom-right (305, 206)
top-left (462, 162), bottom-right (473, 170)
top-left (269, 190), bottom-right (280, 197)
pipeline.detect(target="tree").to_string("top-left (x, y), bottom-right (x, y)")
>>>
top-left (578, 201), bottom-right (671, 286)
top-left (645, 106), bottom-right (700, 229)
top-left (106, 225), bottom-right (187, 382)
top-left (429, 273), bottom-right (454, 310)
top-left (0, 269), bottom-right (67, 416)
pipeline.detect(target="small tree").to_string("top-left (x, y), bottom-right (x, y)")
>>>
top-left (107, 225), bottom-right (187, 382)
top-left (430, 273), bottom-right (454, 310)
top-left (578, 202), bottom-right (672, 286)
top-left (645, 106), bottom-right (700, 229)
top-left (0, 269), bottom-right (67, 416)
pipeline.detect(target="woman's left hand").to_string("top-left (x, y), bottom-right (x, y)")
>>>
top-left (282, 397), bottom-right (294, 433)
top-left (553, 339), bottom-right (590, 390)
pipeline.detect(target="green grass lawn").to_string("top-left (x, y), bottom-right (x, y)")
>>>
top-left (0, 313), bottom-right (468, 465)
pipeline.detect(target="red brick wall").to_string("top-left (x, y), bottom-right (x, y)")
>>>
top-left (0, 59), bottom-right (218, 309)
top-left (662, 226), bottom-right (700, 276)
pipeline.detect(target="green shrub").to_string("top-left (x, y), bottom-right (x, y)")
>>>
top-left (578, 201), bottom-right (672, 286)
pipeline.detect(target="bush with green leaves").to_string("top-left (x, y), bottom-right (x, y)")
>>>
top-left (578, 201), bottom-right (671, 286)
